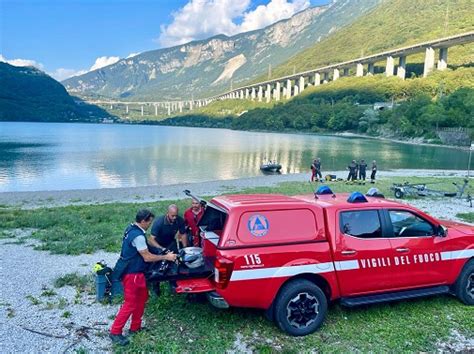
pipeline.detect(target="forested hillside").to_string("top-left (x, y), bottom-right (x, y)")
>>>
top-left (0, 63), bottom-right (112, 122)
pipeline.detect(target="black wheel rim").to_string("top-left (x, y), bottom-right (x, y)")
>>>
top-left (286, 292), bottom-right (319, 329)
top-left (467, 272), bottom-right (474, 301)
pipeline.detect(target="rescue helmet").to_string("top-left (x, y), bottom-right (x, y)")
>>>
top-left (183, 253), bottom-right (204, 268)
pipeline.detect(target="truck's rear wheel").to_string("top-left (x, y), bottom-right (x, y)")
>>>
top-left (274, 279), bottom-right (327, 336)
top-left (454, 260), bottom-right (474, 305)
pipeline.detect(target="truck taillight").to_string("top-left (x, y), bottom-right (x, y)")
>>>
top-left (214, 257), bottom-right (233, 289)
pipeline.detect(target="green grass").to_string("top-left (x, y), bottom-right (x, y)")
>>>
top-left (119, 287), bottom-right (472, 353)
top-left (457, 212), bottom-right (474, 223)
top-left (54, 272), bottom-right (94, 293)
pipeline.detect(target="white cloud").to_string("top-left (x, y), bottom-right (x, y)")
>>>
top-left (49, 68), bottom-right (88, 81)
top-left (89, 56), bottom-right (120, 71)
top-left (0, 54), bottom-right (45, 70)
top-left (239, 0), bottom-right (310, 33)
top-left (157, 0), bottom-right (310, 48)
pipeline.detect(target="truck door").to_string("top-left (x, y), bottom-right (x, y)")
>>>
top-left (334, 209), bottom-right (394, 296)
top-left (385, 209), bottom-right (449, 289)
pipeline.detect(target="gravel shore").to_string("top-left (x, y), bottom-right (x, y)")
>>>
top-left (0, 169), bottom-right (470, 209)
top-left (0, 170), bottom-right (472, 353)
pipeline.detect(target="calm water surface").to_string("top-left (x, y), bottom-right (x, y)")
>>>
top-left (0, 122), bottom-right (471, 192)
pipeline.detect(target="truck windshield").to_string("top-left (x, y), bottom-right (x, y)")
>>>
top-left (198, 203), bottom-right (228, 235)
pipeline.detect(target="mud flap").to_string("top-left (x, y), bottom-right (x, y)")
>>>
top-left (175, 278), bottom-right (215, 293)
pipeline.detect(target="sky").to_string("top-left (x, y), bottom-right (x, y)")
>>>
top-left (0, 0), bottom-right (329, 81)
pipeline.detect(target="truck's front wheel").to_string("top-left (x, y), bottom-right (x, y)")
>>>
top-left (274, 279), bottom-right (327, 336)
top-left (454, 260), bottom-right (474, 305)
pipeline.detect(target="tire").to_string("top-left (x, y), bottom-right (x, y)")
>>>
top-left (454, 260), bottom-right (474, 305)
top-left (394, 189), bottom-right (404, 199)
top-left (274, 279), bottom-right (327, 336)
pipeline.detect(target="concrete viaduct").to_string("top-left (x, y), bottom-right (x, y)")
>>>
top-left (87, 31), bottom-right (473, 117)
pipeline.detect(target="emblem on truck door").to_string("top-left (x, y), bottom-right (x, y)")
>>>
top-left (247, 214), bottom-right (269, 237)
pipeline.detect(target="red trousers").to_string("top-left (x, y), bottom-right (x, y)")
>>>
top-left (110, 273), bottom-right (149, 335)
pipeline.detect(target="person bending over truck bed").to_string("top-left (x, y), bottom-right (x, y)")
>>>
top-left (149, 204), bottom-right (188, 252)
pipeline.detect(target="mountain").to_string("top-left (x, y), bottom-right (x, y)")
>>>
top-left (63, 0), bottom-right (382, 101)
top-left (268, 0), bottom-right (474, 79)
top-left (0, 62), bottom-right (112, 122)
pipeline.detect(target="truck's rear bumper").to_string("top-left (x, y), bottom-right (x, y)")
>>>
top-left (207, 291), bottom-right (229, 309)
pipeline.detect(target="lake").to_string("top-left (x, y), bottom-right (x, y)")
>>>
top-left (0, 122), bottom-right (470, 192)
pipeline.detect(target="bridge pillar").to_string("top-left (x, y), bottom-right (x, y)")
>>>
top-left (258, 86), bottom-right (263, 102)
top-left (314, 72), bottom-right (321, 86)
top-left (141, 106), bottom-right (144, 116)
top-left (274, 82), bottom-right (281, 101)
top-left (266, 84), bottom-right (271, 103)
top-left (110, 104), bottom-right (113, 110)
top-left (240, 90), bottom-right (244, 99)
top-left (286, 79), bottom-right (292, 99)
top-left (386, 56), bottom-right (394, 77)
top-left (356, 63), bottom-right (364, 77)
top-left (423, 46), bottom-right (435, 77)
top-left (323, 72), bottom-right (329, 83)
top-left (155, 104), bottom-right (158, 116)
top-left (299, 76), bottom-right (305, 93)
top-left (367, 63), bottom-right (374, 76)
top-left (438, 47), bottom-right (448, 70)
top-left (126, 105), bottom-right (129, 114)
top-left (179, 102), bottom-right (183, 113)
top-left (397, 56), bottom-right (406, 79)
top-left (189, 101), bottom-right (193, 110)
top-left (343, 68), bottom-right (349, 76)
top-left (333, 68), bottom-right (340, 81)
top-left (251, 87), bottom-right (256, 100)
top-left (245, 88), bottom-right (250, 99)
top-left (167, 104), bottom-right (171, 116)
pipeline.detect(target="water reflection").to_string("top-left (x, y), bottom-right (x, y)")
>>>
top-left (0, 122), bottom-right (470, 192)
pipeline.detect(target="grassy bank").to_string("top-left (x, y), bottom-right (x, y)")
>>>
top-left (0, 176), bottom-right (468, 255)
top-left (0, 176), bottom-right (472, 352)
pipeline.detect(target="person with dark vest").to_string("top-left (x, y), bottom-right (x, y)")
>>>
top-left (359, 159), bottom-right (368, 181)
top-left (184, 198), bottom-right (205, 247)
top-left (314, 158), bottom-right (322, 181)
top-left (347, 160), bottom-right (357, 181)
top-left (110, 209), bottom-right (177, 346)
top-left (371, 160), bottom-right (377, 183)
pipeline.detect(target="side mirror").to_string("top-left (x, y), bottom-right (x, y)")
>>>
top-left (436, 225), bottom-right (447, 237)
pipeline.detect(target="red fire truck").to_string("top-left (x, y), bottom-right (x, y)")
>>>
top-left (174, 190), bottom-right (474, 336)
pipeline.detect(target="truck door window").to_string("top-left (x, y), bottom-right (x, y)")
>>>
top-left (388, 210), bottom-right (434, 237)
top-left (340, 210), bottom-right (382, 239)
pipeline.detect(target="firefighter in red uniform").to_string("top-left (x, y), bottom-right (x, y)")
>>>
top-left (109, 209), bottom-right (177, 346)
top-left (184, 198), bottom-right (205, 247)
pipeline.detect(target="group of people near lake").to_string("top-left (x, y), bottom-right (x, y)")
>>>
top-left (109, 199), bottom-right (204, 346)
top-left (310, 158), bottom-right (377, 183)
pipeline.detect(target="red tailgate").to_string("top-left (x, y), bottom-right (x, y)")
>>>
top-left (175, 278), bottom-right (215, 293)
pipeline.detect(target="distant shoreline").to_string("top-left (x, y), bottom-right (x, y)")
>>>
top-left (1, 120), bottom-right (471, 151)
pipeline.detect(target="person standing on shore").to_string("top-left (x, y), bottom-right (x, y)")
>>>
top-left (314, 158), bottom-right (322, 181)
top-left (347, 160), bottom-right (357, 181)
top-left (371, 160), bottom-right (377, 183)
top-left (184, 198), bottom-right (205, 247)
top-left (110, 209), bottom-right (177, 346)
top-left (359, 159), bottom-right (368, 181)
